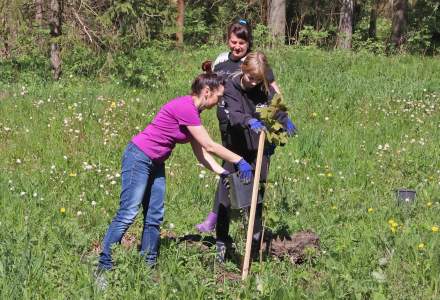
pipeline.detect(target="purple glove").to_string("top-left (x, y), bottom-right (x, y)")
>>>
top-left (248, 118), bottom-right (266, 134)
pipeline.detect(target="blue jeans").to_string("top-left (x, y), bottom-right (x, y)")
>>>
top-left (99, 143), bottom-right (166, 269)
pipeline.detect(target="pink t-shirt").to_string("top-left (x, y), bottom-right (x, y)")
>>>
top-left (132, 95), bottom-right (201, 163)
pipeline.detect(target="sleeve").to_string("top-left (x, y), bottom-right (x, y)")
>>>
top-left (212, 52), bottom-right (229, 72)
top-left (266, 67), bottom-right (275, 83)
top-left (173, 100), bottom-right (202, 126)
top-left (223, 80), bottom-right (253, 128)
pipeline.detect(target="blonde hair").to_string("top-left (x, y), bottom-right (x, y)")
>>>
top-left (241, 51), bottom-right (270, 94)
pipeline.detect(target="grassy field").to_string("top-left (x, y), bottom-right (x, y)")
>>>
top-left (1, 47), bottom-right (440, 299)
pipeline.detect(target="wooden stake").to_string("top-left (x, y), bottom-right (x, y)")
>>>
top-left (242, 131), bottom-right (266, 280)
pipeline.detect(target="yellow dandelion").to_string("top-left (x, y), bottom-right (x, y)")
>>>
top-left (417, 243), bottom-right (425, 250)
top-left (69, 172), bottom-right (77, 177)
top-left (427, 202), bottom-right (432, 207)
top-left (388, 219), bottom-right (395, 225)
top-left (60, 207), bottom-right (66, 214)
top-left (326, 172), bottom-right (333, 177)
top-left (368, 208), bottom-right (374, 213)
top-left (432, 226), bottom-right (439, 233)
top-left (390, 227), bottom-right (397, 233)
top-left (111, 102), bottom-right (116, 108)
top-left (311, 112), bottom-right (317, 118)
top-left (331, 205), bottom-right (337, 210)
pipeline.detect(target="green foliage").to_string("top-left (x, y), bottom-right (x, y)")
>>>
top-left (298, 26), bottom-right (330, 47)
top-left (110, 47), bottom-right (171, 88)
top-left (101, 0), bottom-right (176, 47)
top-left (352, 17), bottom-right (391, 54)
top-left (253, 23), bottom-right (271, 49)
top-left (406, 0), bottom-right (440, 54)
top-left (257, 94), bottom-right (289, 146)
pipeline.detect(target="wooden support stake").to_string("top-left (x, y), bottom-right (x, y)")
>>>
top-left (242, 131), bottom-right (266, 280)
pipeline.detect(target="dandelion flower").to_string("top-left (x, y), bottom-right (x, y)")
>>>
top-left (77, 211), bottom-right (83, 217)
top-left (432, 226), bottom-right (439, 233)
top-left (368, 208), bottom-right (374, 213)
top-left (111, 102), bottom-right (116, 108)
top-left (417, 243), bottom-right (425, 250)
top-left (60, 207), bottom-right (66, 214)
top-left (69, 172), bottom-right (77, 177)
top-left (427, 202), bottom-right (432, 207)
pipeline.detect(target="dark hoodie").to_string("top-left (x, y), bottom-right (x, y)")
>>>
top-left (220, 74), bottom-right (288, 154)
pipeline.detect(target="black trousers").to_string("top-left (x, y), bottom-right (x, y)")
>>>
top-left (215, 155), bottom-right (269, 254)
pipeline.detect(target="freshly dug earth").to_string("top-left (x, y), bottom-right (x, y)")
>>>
top-left (263, 230), bottom-right (320, 264)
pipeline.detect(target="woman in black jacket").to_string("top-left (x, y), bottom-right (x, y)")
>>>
top-left (213, 51), bottom-right (296, 262)
top-left (196, 19), bottom-right (281, 233)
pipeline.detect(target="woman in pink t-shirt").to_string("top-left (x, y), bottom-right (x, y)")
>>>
top-left (97, 73), bottom-right (253, 275)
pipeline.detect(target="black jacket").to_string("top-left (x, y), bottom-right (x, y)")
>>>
top-left (220, 74), bottom-right (287, 154)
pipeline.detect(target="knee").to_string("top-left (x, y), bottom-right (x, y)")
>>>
top-left (146, 207), bottom-right (164, 226)
top-left (114, 208), bottom-right (138, 225)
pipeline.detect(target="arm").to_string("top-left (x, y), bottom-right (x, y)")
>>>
top-left (223, 80), bottom-right (253, 127)
top-left (270, 81), bottom-right (281, 94)
top-left (186, 125), bottom-right (242, 164)
top-left (190, 138), bottom-right (226, 175)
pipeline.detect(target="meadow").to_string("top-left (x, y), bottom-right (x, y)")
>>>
top-left (1, 47), bottom-right (439, 299)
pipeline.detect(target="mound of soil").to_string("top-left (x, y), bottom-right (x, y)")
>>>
top-left (264, 230), bottom-right (320, 264)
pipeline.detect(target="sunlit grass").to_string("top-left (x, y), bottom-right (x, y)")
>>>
top-left (1, 48), bottom-right (439, 298)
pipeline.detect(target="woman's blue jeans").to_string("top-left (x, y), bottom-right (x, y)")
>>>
top-left (99, 143), bottom-right (165, 269)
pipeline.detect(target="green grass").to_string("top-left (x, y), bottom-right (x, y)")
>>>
top-left (1, 47), bottom-right (440, 299)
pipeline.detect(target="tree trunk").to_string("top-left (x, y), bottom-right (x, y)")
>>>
top-left (176, 0), bottom-right (184, 47)
top-left (35, 0), bottom-right (43, 25)
top-left (390, 0), bottom-right (407, 48)
top-left (267, 0), bottom-right (286, 46)
top-left (336, 0), bottom-right (353, 49)
top-left (368, 0), bottom-right (378, 39)
top-left (49, 0), bottom-right (63, 80)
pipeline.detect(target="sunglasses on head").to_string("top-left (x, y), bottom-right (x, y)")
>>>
top-left (238, 19), bottom-right (248, 25)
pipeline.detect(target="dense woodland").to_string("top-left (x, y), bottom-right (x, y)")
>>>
top-left (1, 0), bottom-right (439, 82)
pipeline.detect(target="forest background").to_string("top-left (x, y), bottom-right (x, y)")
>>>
top-left (1, 0), bottom-right (439, 84)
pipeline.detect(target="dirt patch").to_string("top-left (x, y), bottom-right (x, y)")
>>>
top-left (90, 232), bottom-right (139, 255)
top-left (216, 269), bottom-right (242, 283)
top-left (264, 230), bottom-right (320, 264)
top-left (176, 234), bottom-right (216, 252)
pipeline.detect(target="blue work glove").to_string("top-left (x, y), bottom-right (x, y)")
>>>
top-left (248, 118), bottom-right (266, 134)
top-left (235, 159), bottom-right (253, 184)
top-left (263, 143), bottom-right (276, 157)
top-left (284, 118), bottom-right (297, 137)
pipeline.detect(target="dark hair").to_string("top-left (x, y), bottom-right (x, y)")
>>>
top-left (201, 60), bottom-right (213, 73)
top-left (191, 73), bottom-right (224, 96)
top-left (227, 18), bottom-right (253, 49)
